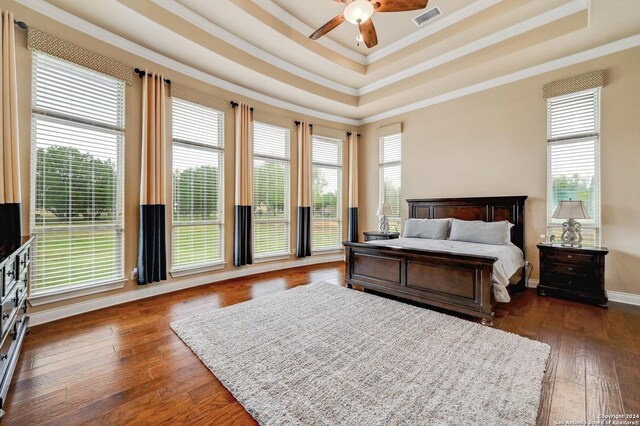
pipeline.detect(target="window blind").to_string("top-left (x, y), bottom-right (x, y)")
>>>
top-left (312, 136), bottom-right (343, 251)
top-left (379, 133), bottom-right (402, 232)
top-left (31, 52), bottom-right (125, 294)
top-left (171, 98), bottom-right (224, 270)
top-left (547, 89), bottom-right (600, 245)
top-left (253, 122), bottom-right (290, 258)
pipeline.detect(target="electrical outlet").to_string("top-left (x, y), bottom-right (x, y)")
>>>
top-left (131, 268), bottom-right (138, 280)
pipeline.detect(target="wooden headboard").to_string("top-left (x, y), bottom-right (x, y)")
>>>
top-left (406, 196), bottom-right (527, 255)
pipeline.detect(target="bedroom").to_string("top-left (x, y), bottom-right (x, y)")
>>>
top-left (0, 0), bottom-right (638, 424)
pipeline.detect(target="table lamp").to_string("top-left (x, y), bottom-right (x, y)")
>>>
top-left (377, 202), bottom-right (393, 233)
top-left (552, 199), bottom-right (591, 246)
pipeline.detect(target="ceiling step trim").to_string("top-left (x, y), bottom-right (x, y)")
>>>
top-left (358, 0), bottom-right (588, 95)
top-left (359, 33), bottom-right (640, 124)
top-left (16, 0), bottom-right (360, 126)
top-left (152, 0), bottom-right (359, 96)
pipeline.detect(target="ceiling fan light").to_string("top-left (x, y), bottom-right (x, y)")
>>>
top-left (344, 0), bottom-right (374, 25)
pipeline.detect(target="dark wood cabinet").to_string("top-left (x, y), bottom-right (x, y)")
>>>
top-left (363, 231), bottom-right (400, 242)
top-left (537, 243), bottom-right (608, 307)
top-left (0, 237), bottom-right (32, 419)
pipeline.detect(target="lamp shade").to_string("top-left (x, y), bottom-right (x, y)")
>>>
top-left (344, 0), bottom-right (374, 24)
top-left (377, 202), bottom-right (393, 216)
top-left (552, 200), bottom-right (591, 220)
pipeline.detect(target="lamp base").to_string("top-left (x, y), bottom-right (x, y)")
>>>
top-left (560, 218), bottom-right (583, 246)
top-left (379, 215), bottom-right (389, 233)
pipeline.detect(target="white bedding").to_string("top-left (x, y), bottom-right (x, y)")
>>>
top-left (364, 238), bottom-right (524, 303)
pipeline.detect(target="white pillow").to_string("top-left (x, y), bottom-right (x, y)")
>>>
top-left (402, 219), bottom-right (450, 240)
top-left (448, 219), bottom-right (512, 245)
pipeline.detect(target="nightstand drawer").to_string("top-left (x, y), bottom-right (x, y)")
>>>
top-left (544, 251), bottom-right (596, 265)
top-left (544, 261), bottom-right (594, 277)
top-left (542, 273), bottom-right (597, 291)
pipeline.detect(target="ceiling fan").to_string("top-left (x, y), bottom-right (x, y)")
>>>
top-left (309, 0), bottom-right (429, 48)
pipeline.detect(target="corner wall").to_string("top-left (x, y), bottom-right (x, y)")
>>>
top-left (358, 47), bottom-right (640, 295)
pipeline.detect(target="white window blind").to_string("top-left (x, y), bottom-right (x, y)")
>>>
top-left (547, 88), bottom-right (600, 246)
top-left (31, 52), bottom-right (125, 294)
top-left (312, 136), bottom-right (343, 251)
top-left (379, 133), bottom-right (402, 232)
top-left (253, 122), bottom-right (290, 258)
top-left (171, 98), bottom-right (224, 270)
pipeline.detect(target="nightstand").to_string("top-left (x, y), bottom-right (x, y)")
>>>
top-left (363, 231), bottom-right (400, 242)
top-left (537, 243), bottom-right (609, 307)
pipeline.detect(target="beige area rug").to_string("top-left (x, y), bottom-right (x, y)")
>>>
top-left (171, 282), bottom-right (550, 425)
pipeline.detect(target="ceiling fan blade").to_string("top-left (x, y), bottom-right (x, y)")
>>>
top-left (358, 18), bottom-right (378, 48)
top-left (309, 14), bottom-right (345, 40)
top-left (373, 0), bottom-right (429, 12)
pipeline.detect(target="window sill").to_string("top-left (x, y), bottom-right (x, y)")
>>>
top-left (253, 253), bottom-right (293, 264)
top-left (170, 262), bottom-right (226, 278)
top-left (29, 278), bottom-right (127, 306)
top-left (312, 248), bottom-right (344, 255)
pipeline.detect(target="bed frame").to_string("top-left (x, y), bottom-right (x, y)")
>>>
top-left (343, 196), bottom-right (527, 326)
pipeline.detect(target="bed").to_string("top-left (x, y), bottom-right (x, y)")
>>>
top-left (343, 196), bottom-right (527, 326)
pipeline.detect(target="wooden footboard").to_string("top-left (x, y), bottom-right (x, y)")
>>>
top-left (344, 242), bottom-right (497, 323)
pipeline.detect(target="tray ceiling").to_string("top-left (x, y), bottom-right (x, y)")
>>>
top-left (16, 0), bottom-right (640, 123)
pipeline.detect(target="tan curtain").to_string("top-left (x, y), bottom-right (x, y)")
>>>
top-left (0, 10), bottom-right (21, 255)
top-left (137, 72), bottom-right (167, 284)
top-left (296, 121), bottom-right (312, 257)
top-left (234, 103), bottom-right (254, 266)
top-left (347, 132), bottom-right (359, 242)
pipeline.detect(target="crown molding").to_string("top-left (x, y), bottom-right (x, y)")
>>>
top-left (252, 0), bottom-right (368, 65)
top-left (366, 0), bottom-right (501, 63)
top-left (16, 0), bottom-right (360, 126)
top-left (358, 0), bottom-right (588, 95)
top-left (152, 0), bottom-right (359, 96)
top-left (359, 33), bottom-right (640, 124)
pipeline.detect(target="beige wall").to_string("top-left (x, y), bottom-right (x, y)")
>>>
top-left (358, 47), bottom-right (640, 295)
top-left (4, 0), bottom-right (354, 315)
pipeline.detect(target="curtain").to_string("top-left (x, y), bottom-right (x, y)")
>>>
top-left (0, 10), bottom-right (21, 257)
top-left (234, 103), bottom-right (253, 266)
top-left (296, 122), bottom-right (312, 257)
top-left (138, 72), bottom-right (167, 284)
top-left (347, 132), bottom-right (359, 242)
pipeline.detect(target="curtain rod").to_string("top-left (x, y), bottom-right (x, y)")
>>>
top-left (346, 132), bottom-right (361, 137)
top-left (14, 20), bottom-right (27, 30)
top-left (294, 121), bottom-right (313, 128)
top-left (134, 68), bottom-right (171, 84)
top-left (230, 101), bottom-right (253, 111)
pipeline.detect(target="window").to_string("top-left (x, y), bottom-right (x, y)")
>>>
top-left (253, 122), bottom-right (290, 258)
top-left (31, 52), bottom-right (125, 294)
top-left (547, 88), bottom-right (600, 246)
top-left (312, 136), bottom-right (343, 251)
top-left (379, 133), bottom-right (402, 232)
top-left (171, 99), bottom-right (225, 270)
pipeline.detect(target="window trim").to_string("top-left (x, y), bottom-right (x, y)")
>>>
top-left (30, 52), bottom-right (126, 298)
top-left (311, 136), bottom-right (343, 253)
top-left (378, 133), bottom-right (402, 233)
top-left (252, 121), bottom-right (291, 259)
top-left (546, 88), bottom-right (601, 246)
top-left (170, 98), bottom-right (225, 272)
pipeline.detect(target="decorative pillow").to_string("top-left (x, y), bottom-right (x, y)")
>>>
top-left (402, 219), bottom-right (450, 240)
top-left (448, 219), bottom-right (512, 245)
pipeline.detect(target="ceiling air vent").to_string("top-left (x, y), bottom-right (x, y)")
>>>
top-left (413, 6), bottom-right (443, 27)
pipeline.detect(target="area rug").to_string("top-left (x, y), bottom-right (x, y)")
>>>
top-left (171, 282), bottom-right (550, 425)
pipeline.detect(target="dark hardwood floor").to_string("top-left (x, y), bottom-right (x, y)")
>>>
top-left (4, 262), bottom-right (639, 425)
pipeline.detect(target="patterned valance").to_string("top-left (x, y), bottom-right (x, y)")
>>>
top-left (170, 83), bottom-right (231, 113)
top-left (543, 70), bottom-right (604, 99)
top-left (27, 27), bottom-right (134, 85)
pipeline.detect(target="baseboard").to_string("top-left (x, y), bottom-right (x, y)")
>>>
top-left (525, 278), bottom-right (640, 306)
top-left (607, 290), bottom-right (640, 306)
top-left (526, 278), bottom-right (539, 288)
top-left (29, 254), bottom-right (344, 326)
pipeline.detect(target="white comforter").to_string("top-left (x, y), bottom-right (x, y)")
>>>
top-left (364, 238), bottom-right (524, 303)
